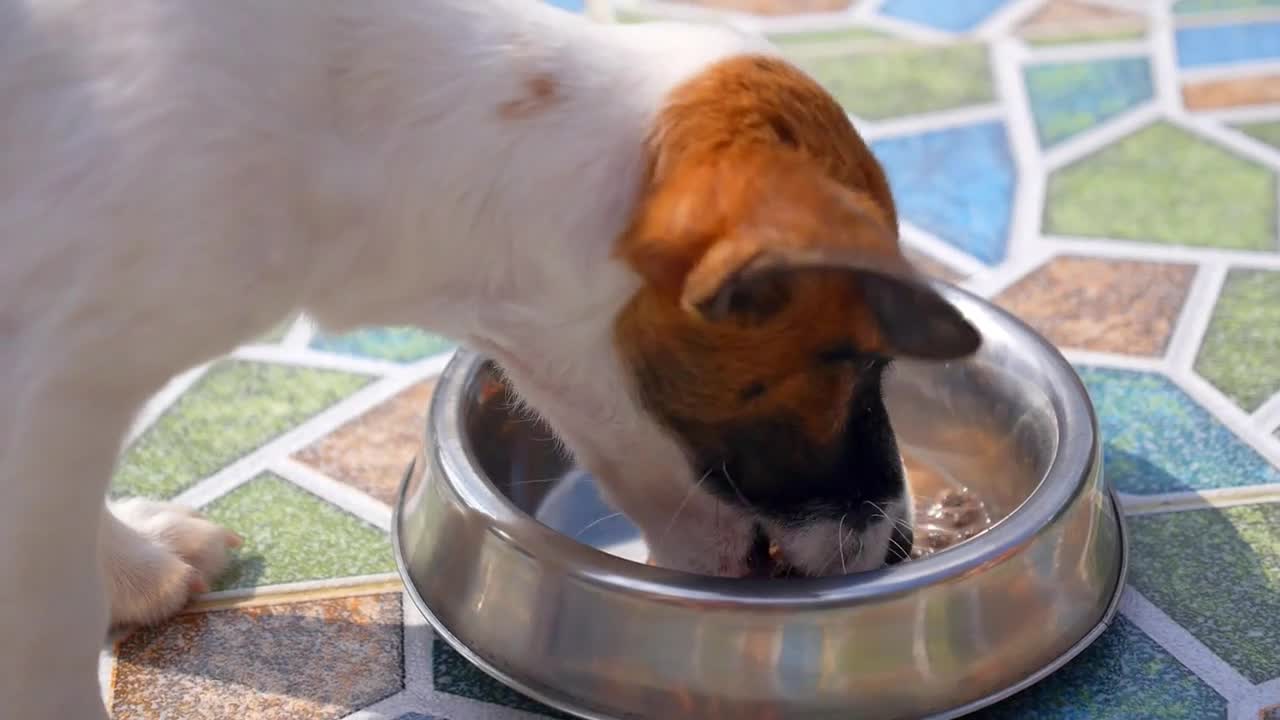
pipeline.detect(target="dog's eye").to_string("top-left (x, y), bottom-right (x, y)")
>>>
top-left (739, 381), bottom-right (767, 401)
top-left (816, 343), bottom-right (858, 366)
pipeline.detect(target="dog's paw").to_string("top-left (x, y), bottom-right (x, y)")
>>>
top-left (106, 498), bottom-right (243, 627)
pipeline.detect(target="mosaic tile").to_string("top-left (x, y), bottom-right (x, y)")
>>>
top-left (1184, 74), bottom-right (1280, 109)
top-left (1176, 20), bottom-right (1280, 68)
top-left (544, 0), bottom-right (584, 12)
top-left (112, 362), bottom-right (372, 499)
top-left (1017, 0), bottom-right (1146, 46)
top-left (996, 256), bottom-right (1195, 356)
top-left (879, 0), bottom-right (1009, 32)
top-left (433, 640), bottom-right (573, 719)
top-left (973, 616), bottom-right (1227, 719)
top-left (112, 593), bottom-right (403, 720)
top-left (1176, 0), bottom-right (1280, 11)
top-left (768, 26), bottom-right (890, 49)
top-left (310, 326), bottom-right (454, 364)
top-left (671, 0), bottom-right (854, 14)
top-left (1025, 58), bottom-right (1153, 147)
top-left (793, 43), bottom-right (994, 121)
top-left (1237, 119), bottom-right (1280, 149)
top-left (1077, 366), bottom-right (1280, 494)
top-left (1045, 122), bottom-right (1276, 250)
top-left (204, 473), bottom-right (395, 590)
top-left (1195, 269), bottom-right (1280, 411)
top-left (872, 122), bottom-right (1015, 264)
top-left (295, 380), bottom-right (436, 505)
top-left (1130, 502), bottom-right (1280, 683)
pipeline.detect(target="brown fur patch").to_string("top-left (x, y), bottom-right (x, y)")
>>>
top-left (498, 72), bottom-right (560, 119)
top-left (613, 55), bottom-right (908, 436)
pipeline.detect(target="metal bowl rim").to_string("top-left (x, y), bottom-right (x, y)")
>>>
top-left (411, 282), bottom-right (1102, 605)
top-left (392, 463), bottom-right (1129, 720)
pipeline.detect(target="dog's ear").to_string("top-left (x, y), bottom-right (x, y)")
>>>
top-left (620, 152), bottom-right (979, 360)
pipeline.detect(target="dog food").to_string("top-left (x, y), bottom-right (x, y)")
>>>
top-left (904, 454), bottom-right (992, 559)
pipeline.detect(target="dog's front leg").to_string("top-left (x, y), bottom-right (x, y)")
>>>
top-left (0, 380), bottom-right (138, 720)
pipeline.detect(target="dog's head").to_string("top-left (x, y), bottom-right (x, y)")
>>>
top-left (609, 56), bottom-right (979, 577)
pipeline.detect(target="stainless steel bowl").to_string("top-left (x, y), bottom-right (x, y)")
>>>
top-left (394, 284), bottom-right (1127, 720)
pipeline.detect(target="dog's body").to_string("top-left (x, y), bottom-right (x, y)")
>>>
top-left (0, 1), bottom-right (978, 717)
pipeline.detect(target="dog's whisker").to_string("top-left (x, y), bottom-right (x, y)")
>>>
top-left (838, 513), bottom-right (848, 574)
top-left (658, 469), bottom-right (712, 548)
top-left (575, 512), bottom-right (623, 538)
top-left (719, 461), bottom-right (753, 509)
top-left (864, 500), bottom-right (913, 532)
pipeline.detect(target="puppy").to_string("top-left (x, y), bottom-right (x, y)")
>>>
top-left (0, 0), bottom-right (978, 717)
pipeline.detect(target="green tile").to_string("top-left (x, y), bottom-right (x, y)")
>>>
top-left (975, 617), bottom-right (1226, 719)
top-left (205, 473), bottom-right (394, 590)
top-left (112, 362), bottom-right (372, 499)
top-left (1045, 122), bottom-right (1277, 250)
top-left (310, 326), bottom-right (455, 364)
top-left (1236, 120), bottom-right (1280, 151)
top-left (1025, 28), bottom-right (1146, 47)
top-left (792, 43), bottom-right (994, 121)
top-left (769, 26), bottom-right (892, 49)
top-left (1174, 0), bottom-right (1280, 13)
top-left (1195, 269), bottom-right (1280, 411)
top-left (1129, 502), bottom-right (1280, 683)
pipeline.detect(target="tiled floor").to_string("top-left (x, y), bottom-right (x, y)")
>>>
top-left (103, 1), bottom-right (1280, 718)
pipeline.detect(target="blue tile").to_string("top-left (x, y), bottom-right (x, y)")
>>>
top-left (1176, 20), bottom-right (1280, 68)
top-left (973, 616), bottom-right (1227, 719)
top-left (310, 326), bottom-right (454, 364)
top-left (1077, 366), bottom-right (1280, 494)
top-left (1025, 58), bottom-right (1153, 148)
top-left (544, 0), bottom-right (585, 11)
top-left (871, 122), bottom-right (1015, 264)
top-left (879, 0), bottom-right (1010, 32)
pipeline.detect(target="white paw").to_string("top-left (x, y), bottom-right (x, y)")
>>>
top-left (105, 498), bottom-right (242, 627)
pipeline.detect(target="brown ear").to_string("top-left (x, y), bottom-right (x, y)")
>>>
top-left (620, 152), bottom-right (980, 360)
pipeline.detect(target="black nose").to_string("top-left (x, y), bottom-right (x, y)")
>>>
top-left (885, 521), bottom-right (914, 565)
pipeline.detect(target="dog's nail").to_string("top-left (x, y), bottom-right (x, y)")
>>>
top-left (224, 530), bottom-right (245, 548)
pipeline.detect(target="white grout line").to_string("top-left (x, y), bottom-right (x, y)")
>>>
top-left (342, 691), bottom-right (428, 720)
top-left (857, 11), bottom-right (958, 43)
top-left (1149, 1), bottom-right (1184, 112)
top-left (1170, 369), bottom-right (1280, 472)
top-left (991, 37), bottom-right (1045, 265)
top-left (171, 364), bottom-right (442, 509)
top-left (899, 224), bottom-right (990, 277)
top-left (861, 103), bottom-right (1006, 140)
top-left (1241, 678), bottom-right (1280, 714)
top-left (1022, 39), bottom-right (1151, 64)
top-left (1043, 102), bottom-right (1161, 171)
top-left (1121, 484), bottom-right (1280, 516)
top-left (974, 0), bottom-right (1046, 42)
top-left (1172, 112), bottom-right (1280, 173)
top-left (1038, 236), bottom-right (1280, 269)
top-left (272, 457), bottom-right (393, 532)
top-left (98, 650), bottom-right (114, 708)
top-left (282, 314), bottom-right (317, 349)
top-left (124, 362), bottom-right (211, 445)
top-left (1180, 59), bottom-right (1280, 84)
top-left (1251, 387), bottom-right (1280, 431)
top-left (233, 343), bottom-right (404, 377)
top-left (401, 588), bottom-right (435, 689)
top-left (1081, 0), bottom-right (1153, 13)
top-left (192, 573), bottom-right (402, 607)
top-left (1163, 262), bottom-right (1226, 373)
top-left (1063, 349), bottom-right (1168, 373)
top-left (960, 242), bottom-right (1055, 298)
top-left (1120, 589), bottom-right (1255, 701)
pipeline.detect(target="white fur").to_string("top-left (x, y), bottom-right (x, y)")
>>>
top-left (0, 1), bottom-right (881, 716)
